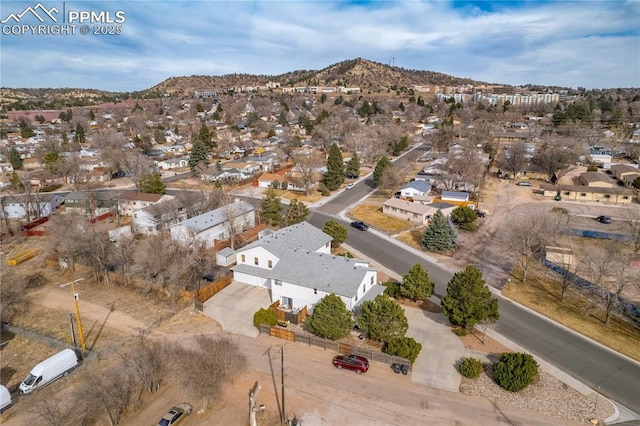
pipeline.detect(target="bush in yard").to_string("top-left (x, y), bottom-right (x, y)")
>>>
top-left (459, 357), bottom-right (483, 378)
top-left (382, 280), bottom-right (401, 298)
top-left (305, 294), bottom-right (353, 340)
top-left (358, 294), bottom-right (408, 342)
top-left (492, 352), bottom-right (539, 392)
top-left (383, 337), bottom-right (422, 364)
top-left (253, 308), bottom-right (278, 329)
top-left (399, 263), bottom-right (434, 301)
top-left (450, 206), bottom-right (478, 232)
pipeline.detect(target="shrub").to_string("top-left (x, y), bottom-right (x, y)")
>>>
top-left (383, 337), bottom-right (422, 364)
top-left (305, 294), bottom-right (353, 340)
top-left (253, 308), bottom-right (277, 329)
top-left (452, 327), bottom-right (468, 336)
top-left (492, 352), bottom-right (539, 392)
top-left (459, 357), bottom-right (483, 378)
top-left (382, 281), bottom-right (401, 298)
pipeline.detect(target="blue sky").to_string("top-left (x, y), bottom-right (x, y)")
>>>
top-left (1, 0), bottom-right (638, 91)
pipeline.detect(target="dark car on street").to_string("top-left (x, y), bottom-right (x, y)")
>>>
top-left (596, 215), bottom-right (612, 224)
top-left (332, 354), bottom-right (369, 374)
top-left (350, 221), bottom-right (369, 231)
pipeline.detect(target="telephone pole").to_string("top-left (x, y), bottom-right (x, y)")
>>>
top-left (60, 278), bottom-right (86, 352)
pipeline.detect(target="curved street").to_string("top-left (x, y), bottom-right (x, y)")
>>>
top-left (307, 170), bottom-right (640, 416)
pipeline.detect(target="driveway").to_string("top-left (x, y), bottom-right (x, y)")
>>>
top-left (202, 281), bottom-right (271, 338)
top-left (404, 304), bottom-right (463, 393)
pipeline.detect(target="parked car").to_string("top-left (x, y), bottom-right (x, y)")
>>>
top-left (475, 210), bottom-right (486, 218)
top-left (516, 181), bottom-right (532, 186)
top-left (345, 183), bottom-right (355, 190)
top-left (350, 221), bottom-right (369, 231)
top-left (0, 385), bottom-right (11, 412)
top-left (346, 174), bottom-right (359, 179)
top-left (158, 403), bottom-right (193, 426)
top-left (596, 215), bottom-right (612, 224)
top-left (391, 363), bottom-right (410, 375)
top-left (332, 355), bottom-right (369, 374)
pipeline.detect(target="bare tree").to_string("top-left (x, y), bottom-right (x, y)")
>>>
top-left (47, 210), bottom-right (89, 271)
top-left (119, 335), bottom-right (164, 394)
top-left (506, 213), bottom-right (549, 284)
top-left (500, 142), bottom-right (529, 179)
top-left (169, 335), bottom-right (246, 411)
top-left (28, 387), bottom-right (78, 426)
top-left (291, 149), bottom-right (325, 196)
top-left (379, 165), bottom-right (403, 195)
top-left (624, 208), bottom-right (640, 254)
top-left (531, 138), bottom-right (580, 182)
top-left (81, 363), bottom-right (136, 426)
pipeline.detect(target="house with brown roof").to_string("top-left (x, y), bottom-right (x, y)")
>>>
top-left (611, 164), bottom-right (640, 187)
top-left (119, 192), bottom-right (175, 216)
top-left (576, 172), bottom-right (616, 188)
top-left (540, 183), bottom-right (634, 205)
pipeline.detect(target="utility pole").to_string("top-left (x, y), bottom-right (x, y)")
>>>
top-left (60, 278), bottom-right (86, 353)
top-left (249, 381), bottom-right (261, 426)
top-left (69, 313), bottom-right (77, 348)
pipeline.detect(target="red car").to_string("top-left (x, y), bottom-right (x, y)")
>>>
top-left (332, 355), bottom-right (369, 374)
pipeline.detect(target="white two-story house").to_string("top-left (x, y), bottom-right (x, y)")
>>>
top-left (232, 222), bottom-right (383, 313)
top-left (169, 200), bottom-right (255, 248)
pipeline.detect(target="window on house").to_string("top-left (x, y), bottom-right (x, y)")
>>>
top-left (254, 257), bottom-right (259, 266)
top-left (370, 276), bottom-right (374, 284)
top-left (623, 196), bottom-right (629, 199)
top-left (268, 260), bottom-right (273, 268)
top-left (580, 193), bottom-right (587, 197)
top-left (604, 194), bottom-right (610, 198)
top-left (275, 279), bottom-right (282, 286)
top-left (314, 288), bottom-right (317, 295)
top-left (564, 191), bottom-right (570, 196)
top-left (241, 254), bottom-right (246, 263)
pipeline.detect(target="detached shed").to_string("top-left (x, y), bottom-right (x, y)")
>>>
top-left (216, 247), bottom-right (237, 267)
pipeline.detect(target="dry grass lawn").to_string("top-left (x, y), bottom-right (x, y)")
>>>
top-left (348, 204), bottom-right (414, 234)
top-left (503, 264), bottom-right (640, 362)
top-left (396, 227), bottom-right (426, 251)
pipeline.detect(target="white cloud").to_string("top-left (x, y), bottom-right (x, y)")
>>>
top-left (0, 0), bottom-right (637, 90)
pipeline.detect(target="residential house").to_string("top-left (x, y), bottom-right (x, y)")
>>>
top-left (201, 166), bottom-right (252, 182)
top-left (383, 198), bottom-right (436, 225)
top-left (156, 157), bottom-right (189, 171)
top-left (222, 160), bottom-right (262, 176)
top-left (133, 198), bottom-right (188, 235)
top-left (576, 172), bottom-right (616, 188)
top-left (119, 192), bottom-right (175, 216)
top-left (398, 180), bottom-right (432, 199)
top-left (79, 158), bottom-right (110, 172)
top-left (169, 200), bottom-right (256, 248)
top-left (540, 183), bottom-right (634, 205)
top-left (0, 193), bottom-right (64, 219)
top-left (63, 191), bottom-right (115, 217)
top-left (232, 222), bottom-right (383, 312)
top-left (611, 164), bottom-right (640, 187)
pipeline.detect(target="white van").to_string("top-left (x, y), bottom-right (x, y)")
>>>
top-left (20, 349), bottom-right (79, 394)
top-left (0, 385), bottom-right (11, 412)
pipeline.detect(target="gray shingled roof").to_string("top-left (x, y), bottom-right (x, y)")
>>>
top-left (401, 180), bottom-right (432, 193)
top-left (234, 250), bottom-right (373, 298)
top-left (177, 200), bottom-right (254, 233)
top-left (242, 221), bottom-right (332, 257)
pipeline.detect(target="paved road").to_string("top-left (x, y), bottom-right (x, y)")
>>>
top-left (308, 199), bottom-right (640, 415)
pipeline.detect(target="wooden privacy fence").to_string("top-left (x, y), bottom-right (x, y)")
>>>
top-left (268, 301), bottom-right (308, 324)
top-left (195, 276), bottom-right (232, 303)
top-left (258, 324), bottom-right (411, 368)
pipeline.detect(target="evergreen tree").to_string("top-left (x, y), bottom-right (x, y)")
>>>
top-left (74, 123), bottom-right (86, 143)
top-left (358, 294), bottom-right (408, 342)
top-left (19, 118), bottom-right (34, 138)
top-left (89, 109), bottom-right (95, 121)
top-left (322, 220), bottom-right (347, 248)
top-left (260, 188), bottom-right (283, 227)
top-left (189, 140), bottom-right (209, 176)
top-left (383, 337), bottom-right (422, 363)
top-left (345, 153), bottom-right (360, 178)
top-left (373, 156), bottom-right (392, 186)
top-left (324, 143), bottom-right (345, 190)
top-left (441, 265), bottom-right (499, 329)
top-left (305, 294), bottom-right (353, 340)
top-left (9, 171), bottom-right (23, 191)
top-left (278, 112), bottom-right (288, 126)
top-left (197, 122), bottom-right (214, 148)
top-left (9, 146), bottom-right (22, 170)
top-left (399, 264), bottom-right (434, 301)
top-left (285, 199), bottom-right (309, 225)
top-left (421, 210), bottom-right (459, 253)
top-left (43, 152), bottom-right (61, 174)
top-left (450, 206), bottom-right (479, 232)
top-left (138, 171), bottom-right (166, 194)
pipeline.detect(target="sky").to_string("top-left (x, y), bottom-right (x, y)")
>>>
top-left (1, 0), bottom-right (639, 92)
